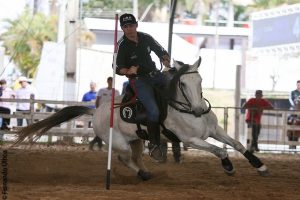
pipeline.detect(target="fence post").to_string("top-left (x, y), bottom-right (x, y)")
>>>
top-left (27, 94), bottom-right (35, 143)
top-left (223, 107), bottom-right (228, 149)
top-left (224, 107), bottom-right (228, 134)
top-left (29, 94), bottom-right (35, 125)
top-left (246, 126), bottom-right (252, 151)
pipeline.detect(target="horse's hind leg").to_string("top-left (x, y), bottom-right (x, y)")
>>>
top-left (211, 125), bottom-right (269, 176)
top-left (130, 139), bottom-right (152, 180)
top-left (112, 136), bottom-right (151, 181)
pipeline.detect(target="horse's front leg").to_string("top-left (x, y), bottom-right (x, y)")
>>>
top-left (188, 137), bottom-right (235, 175)
top-left (211, 125), bottom-right (269, 176)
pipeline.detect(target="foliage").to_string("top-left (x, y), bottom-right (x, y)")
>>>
top-left (1, 9), bottom-right (57, 78)
top-left (251, 0), bottom-right (300, 9)
top-left (82, 0), bottom-right (171, 20)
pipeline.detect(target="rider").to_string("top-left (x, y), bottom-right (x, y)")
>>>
top-left (116, 13), bottom-right (170, 162)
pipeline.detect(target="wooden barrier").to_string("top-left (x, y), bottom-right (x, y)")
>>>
top-left (241, 109), bottom-right (300, 149)
top-left (0, 95), bottom-right (95, 143)
top-left (0, 96), bottom-right (299, 151)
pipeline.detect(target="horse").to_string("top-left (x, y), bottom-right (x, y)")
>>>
top-left (13, 57), bottom-right (269, 180)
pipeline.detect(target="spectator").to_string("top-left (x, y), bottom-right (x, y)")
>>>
top-left (95, 77), bottom-right (120, 107)
top-left (89, 77), bottom-right (120, 150)
top-left (242, 90), bottom-right (274, 153)
top-left (0, 79), bottom-right (15, 130)
top-left (289, 80), bottom-right (300, 109)
top-left (82, 81), bottom-right (97, 109)
top-left (81, 81), bottom-right (97, 129)
top-left (15, 76), bottom-right (36, 126)
top-left (287, 80), bottom-right (300, 149)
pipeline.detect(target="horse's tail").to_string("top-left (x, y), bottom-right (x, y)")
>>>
top-left (12, 106), bottom-right (95, 146)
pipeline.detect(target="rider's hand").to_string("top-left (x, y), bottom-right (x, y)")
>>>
top-left (127, 65), bottom-right (139, 75)
top-left (162, 55), bottom-right (170, 68)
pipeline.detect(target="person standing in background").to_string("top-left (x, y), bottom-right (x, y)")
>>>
top-left (81, 81), bottom-right (97, 131)
top-left (89, 77), bottom-right (120, 150)
top-left (15, 76), bottom-right (36, 126)
top-left (289, 80), bottom-right (300, 109)
top-left (287, 80), bottom-right (300, 149)
top-left (82, 81), bottom-right (97, 109)
top-left (242, 90), bottom-right (274, 153)
top-left (0, 79), bottom-right (15, 130)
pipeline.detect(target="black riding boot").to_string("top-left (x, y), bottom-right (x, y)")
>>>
top-left (147, 121), bottom-right (165, 162)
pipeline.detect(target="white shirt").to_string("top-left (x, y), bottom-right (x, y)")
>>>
top-left (15, 85), bottom-right (37, 110)
top-left (0, 87), bottom-right (15, 109)
top-left (97, 88), bottom-right (120, 105)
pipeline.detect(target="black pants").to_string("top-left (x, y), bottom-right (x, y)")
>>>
top-left (16, 109), bottom-right (30, 126)
top-left (0, 107), bottom-right (11, 129)
top-left (90, 136), bottom-right (102, 148)
top-left (248, 123), bottom-right (261, 148)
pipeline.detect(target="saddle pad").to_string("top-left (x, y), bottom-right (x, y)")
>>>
top-left (120, 104), bottom-right (137, 123)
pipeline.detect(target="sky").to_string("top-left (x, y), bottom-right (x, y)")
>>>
top-left (0, 0), bottom-right (28, 34)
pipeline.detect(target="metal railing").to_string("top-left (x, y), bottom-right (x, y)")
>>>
top-left (0, 96), bottom-right (299, 152)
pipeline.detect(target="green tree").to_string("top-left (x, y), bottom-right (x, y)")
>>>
top-left (250, 0), bottom-right (300, 10)
top-left (1, 9), bottom-right (57, 78)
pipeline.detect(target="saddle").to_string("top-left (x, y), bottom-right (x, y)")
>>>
top-left (119, 83), bottom-right (180, 143)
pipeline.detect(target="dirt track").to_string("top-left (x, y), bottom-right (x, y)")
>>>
top-left (1, 145), bottom-right (300, 200)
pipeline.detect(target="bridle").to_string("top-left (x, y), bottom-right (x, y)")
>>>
top-left (168, 71), bottom-right (211, 117)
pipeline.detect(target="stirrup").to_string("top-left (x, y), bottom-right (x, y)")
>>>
top-left (149, 144), bottom-right (165, 162)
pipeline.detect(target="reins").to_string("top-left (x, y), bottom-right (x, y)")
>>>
top-left (169, 98), bottom-right (211, 116)
top-left (113, 66), bottom-right (212, 117)
top-left (168, 70), bottom-right (211, 117)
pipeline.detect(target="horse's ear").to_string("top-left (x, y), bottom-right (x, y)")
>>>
top-left (173, 59), bottom-right (184, 71)
top-left (193, 56), bottom-right (202, 68)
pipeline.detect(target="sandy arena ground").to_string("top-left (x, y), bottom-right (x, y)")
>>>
top-left (1, 144), bottom-right (300, 200)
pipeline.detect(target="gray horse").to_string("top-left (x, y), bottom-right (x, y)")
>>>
top-left (14, 57), bottom-right (269, 180)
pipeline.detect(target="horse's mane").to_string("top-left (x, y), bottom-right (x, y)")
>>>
top-left (164, 64), bottom-right (190, 100)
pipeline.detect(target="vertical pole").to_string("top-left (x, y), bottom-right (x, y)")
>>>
top-left (133, 0), bottom-right (138, 20)
top-left (168, 0), bottom-right (177, 57)
top-left (106, 13), bottom-right (118, 190)
top-left (235, 65), bottom-right (241, 144)
top-left (213, 0), bottom-right (220, 89)
top-left (64, 0), bottom-right (79, 101)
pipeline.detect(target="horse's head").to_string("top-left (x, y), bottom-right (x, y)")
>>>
top-left (164, 57), bottom-right (210, 117)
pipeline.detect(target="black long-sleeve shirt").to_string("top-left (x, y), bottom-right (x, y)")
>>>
top-left (116, 32), bottom-right (169, 76)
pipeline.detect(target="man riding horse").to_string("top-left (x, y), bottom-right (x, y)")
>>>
top-left (116, 13), bottom-right (171, 162)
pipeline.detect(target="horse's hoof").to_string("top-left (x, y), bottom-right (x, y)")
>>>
top-left (224, 168), bottom-right (235, 176)
top-left (257, 165), bottom-right (269, 177)
top-left (137, 170), bottom-right (152, 181)
top-left (221, 157), bottom-right (235, 175)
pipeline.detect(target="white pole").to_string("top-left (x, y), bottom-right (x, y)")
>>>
top-left (106, 13), bottom-right (118, 190)
top-left (213, 0), bottom-right (220, 89)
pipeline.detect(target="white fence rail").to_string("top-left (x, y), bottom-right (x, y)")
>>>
top-left (0, 96), bottom-right (299, 152)
top-left (0, 95), bottom-right (95, 143)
